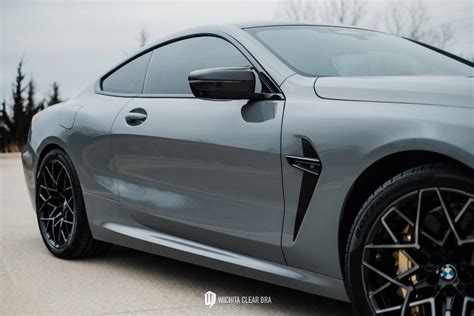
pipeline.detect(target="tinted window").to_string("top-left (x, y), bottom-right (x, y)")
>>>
top-left (246, 26), bottom-right (472, 77)
top-left (102, 51), bottom-right (152, 94)
top-left (144, 36), bottom-right (251, 94)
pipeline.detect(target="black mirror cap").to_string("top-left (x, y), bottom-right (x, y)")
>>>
top-left (188, 67), bottom-right (257, 100)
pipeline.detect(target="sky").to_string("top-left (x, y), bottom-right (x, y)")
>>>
top-left (1, 0), bottom-right (472, 101)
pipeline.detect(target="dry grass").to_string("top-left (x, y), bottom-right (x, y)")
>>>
top-left (1, 143), bottom-right (22, 153)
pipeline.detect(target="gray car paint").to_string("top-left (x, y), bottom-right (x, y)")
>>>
top-left (279, 74), bottom-right (473, 278)
top-left (314, 76), bottom-right (473, 108)
top-left (111, 96), bottom-right (286, 263)
top-left (22, 23), bottom-right (473, 303)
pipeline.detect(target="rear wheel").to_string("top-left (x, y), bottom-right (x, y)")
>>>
top-left (346, 164), bottom-right (473, 316)
top-left (36, 149), bottom-right (111, 258)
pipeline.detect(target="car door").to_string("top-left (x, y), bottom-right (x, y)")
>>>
top-left (71, 49), bottom-right (153, 201)
top-left (110, 35), bottom-right (286, 263)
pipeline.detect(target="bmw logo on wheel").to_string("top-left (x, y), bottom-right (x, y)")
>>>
top-left (440, 264), bottom-right (458, 282)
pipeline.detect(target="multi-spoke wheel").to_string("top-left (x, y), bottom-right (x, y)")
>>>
top-left (37, 158), bottom-right (75, 249)
top-left (36, 149), bottom-right (111, 258)
top-left (346, 164), bottom-right (473, 316)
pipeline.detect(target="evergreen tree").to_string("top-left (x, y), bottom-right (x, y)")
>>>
top-left (47, 82), bottom-right (63, 106)
top-left (26, 79), bottom-right (36, 113)
top-left (0, 100), bottom-right (10, 152)
top-left (23, 79), bottom-right (42, 140)
top-left (0, 60), bottom-right (53, 152)
top-left (11, 60), bottom-right (27, 146)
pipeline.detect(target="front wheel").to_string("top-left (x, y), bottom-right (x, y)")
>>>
top-left (346, 164), bottom-right (473, 316)
top-left (36, 149), bottom-right (111, 258)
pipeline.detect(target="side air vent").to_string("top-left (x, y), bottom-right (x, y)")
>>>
top-left (286, 138), bottom-right (322, 240)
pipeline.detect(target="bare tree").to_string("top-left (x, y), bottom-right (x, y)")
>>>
top-left (277, 0), bottom-right (368, 26)
top-left (385, 0), bottom-right (453, 49)
top-left (47, 82), bottom-right (63, 106)
top-left (385, 1), bottom-right (404, 36)
top-left (136, 27), bottom-right (149, 48)
top-left (426, 23), bottom-right (454, 49)
top-left (279, 0), bottom-right (318, 22)
top-left (122, 27), bottom-right (150, 55)
top-left (325, 0), bottom-right (367, 25)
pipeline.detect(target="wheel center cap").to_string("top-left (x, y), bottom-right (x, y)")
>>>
top-left (439, 264), bottom-right (457, 282)
top-left (63, 200), bottom-right (68, 209)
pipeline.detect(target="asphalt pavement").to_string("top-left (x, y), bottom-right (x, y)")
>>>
top-left (0, 153), bottom-right (353, 315)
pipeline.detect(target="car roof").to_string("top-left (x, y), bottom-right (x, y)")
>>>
top-left (141, 21), bottom-right (386, 53)
top-left (98, 22), bottom-right (392, 89)
top-left (231, 20), bottom-right (384, 33)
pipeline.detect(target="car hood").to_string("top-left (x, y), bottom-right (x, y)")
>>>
top-left (314, 76), bottom-right (473, 108)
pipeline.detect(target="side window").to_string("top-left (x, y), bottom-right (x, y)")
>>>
top-left (102, 51), bottom-right (152, 94)
top-left (144, 36), bottom-right (251, 95)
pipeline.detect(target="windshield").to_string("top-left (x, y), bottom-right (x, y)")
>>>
top-left (245, 26), bottom-right (472, 77)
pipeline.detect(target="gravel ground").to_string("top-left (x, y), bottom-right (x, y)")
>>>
top-left (0, 153), bottom-right (353, 315)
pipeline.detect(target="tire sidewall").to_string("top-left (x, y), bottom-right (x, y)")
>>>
top-left (36, 149), bottom-right (85, 257)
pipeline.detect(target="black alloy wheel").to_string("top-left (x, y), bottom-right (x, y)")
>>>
top-left (346, 164), bottom-right (473, 316)
top-left (36, 149), bottom-right (111, 258)
top-left (37, 158), bottom-right (76, 249)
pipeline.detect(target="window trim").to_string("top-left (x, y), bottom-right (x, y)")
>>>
top-left (101, 50), bottom-right (153, 96)
top-left (96, 32), bottom-right (282, 98)
top-left (97, 49), bottom-right (154, 97)
top-left (406, 38), bottom-right (473, 67)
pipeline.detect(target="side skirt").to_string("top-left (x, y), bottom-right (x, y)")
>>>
top-left (83, 192), bottom-right (349, 302)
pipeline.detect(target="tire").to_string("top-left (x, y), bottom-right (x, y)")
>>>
top-left (36, 149), bottom-right (111, 259)
top-left (345, 163), bottom-right (473, 316)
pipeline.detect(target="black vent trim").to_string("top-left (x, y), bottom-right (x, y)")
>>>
top-left (286, 138), bottom-right (322, 240)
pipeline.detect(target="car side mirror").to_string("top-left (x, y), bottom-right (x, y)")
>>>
top-left (188, 67), bottom-right (260, 100)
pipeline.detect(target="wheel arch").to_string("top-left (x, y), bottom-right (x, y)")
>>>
top-left (35, 138), bottom-right (70, 177)
top-left (337, 149), bottom-right (472, 276)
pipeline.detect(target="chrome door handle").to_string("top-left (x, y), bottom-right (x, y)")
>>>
top-left (125, 108), bottom-right (147, 126)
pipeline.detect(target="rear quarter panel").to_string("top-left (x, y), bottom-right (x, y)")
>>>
top-left (23, 86), bottom-right (132, 209)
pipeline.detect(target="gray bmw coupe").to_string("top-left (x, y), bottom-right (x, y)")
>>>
top-left (22, 23), bottom-right (473, 315)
